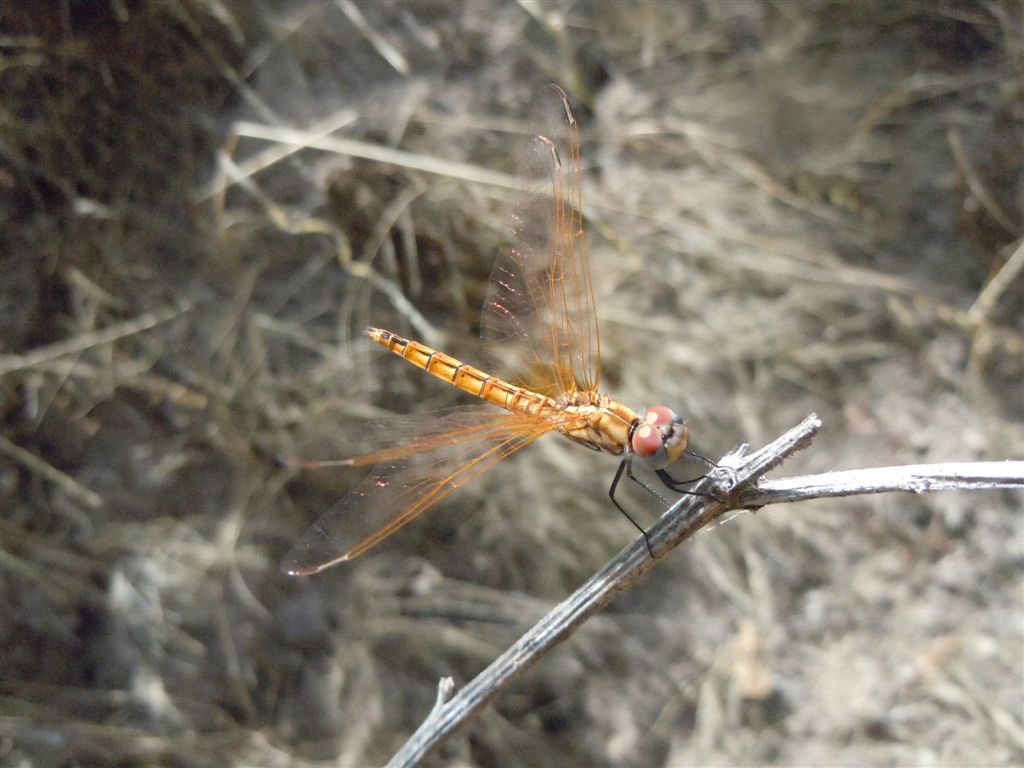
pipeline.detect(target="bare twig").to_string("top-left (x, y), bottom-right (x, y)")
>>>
top-left (229, 122), bottom-right (521, 192)
top-left (967, 238), bottom-right (1024, 325)
top-left (0, 301), bottom-right (191, 376)
top-left (387, 414), bottom-right (1024, 767)
top-left (194, 108), bottom-right (359, 202)
top-left (334, 0), bottom-right (410, 75)
top-left (947, 129), bottom-right (1019, 236)
top-left (386, 414), bottom-right (820, 767)
top-left (739, 461), bottom-right (1024, 506)
top-left (0, 435), bottom-right (103, 510)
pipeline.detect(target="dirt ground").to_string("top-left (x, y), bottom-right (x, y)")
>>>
top-left (2, 2), bottom-right (1022, 766)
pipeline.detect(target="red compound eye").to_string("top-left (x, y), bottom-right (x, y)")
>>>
top-left (644, 406), bottom-right (677, 428)
top-left (631, 423), bottom-right (664, 458)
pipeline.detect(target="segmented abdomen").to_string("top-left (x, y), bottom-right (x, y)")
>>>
top-left (366, 327), bottom-right (555, 415)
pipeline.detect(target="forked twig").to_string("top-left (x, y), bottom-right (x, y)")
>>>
top-left (387, 414), bottom-right (813, 766)
top-left (387, 414), bottom-right (1024, 767)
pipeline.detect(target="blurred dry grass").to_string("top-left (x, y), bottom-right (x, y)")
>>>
top-left (1, 1), bottom-right (1022, 766)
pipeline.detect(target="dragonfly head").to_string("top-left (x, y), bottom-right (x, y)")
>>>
top-left (630, 406), bottom-right (689, 470)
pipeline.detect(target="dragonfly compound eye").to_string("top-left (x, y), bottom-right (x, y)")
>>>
top-left (644, 406), bottom-right (678, 428)
top-left (632, 422), bottom-right (666, 460)
top-left (634, 406), bottom-right (688, 468)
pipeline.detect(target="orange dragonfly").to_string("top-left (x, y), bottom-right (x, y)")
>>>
top-left (283, 85), bottom-right (698, 576)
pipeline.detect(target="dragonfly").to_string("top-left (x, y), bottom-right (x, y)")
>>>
top-left (283, 85), bottom-right (703, 576)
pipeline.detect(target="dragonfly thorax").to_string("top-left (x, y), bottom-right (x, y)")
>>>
top-left (555, 387), bottom-right (606, 409)
top-left (554, 394), bottom-right (639, 456)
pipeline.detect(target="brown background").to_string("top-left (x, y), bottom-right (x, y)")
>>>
top-left (2, 2), bottom-right (1022, 766)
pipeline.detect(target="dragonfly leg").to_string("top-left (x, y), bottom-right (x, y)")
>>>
top-left (608, 456), bottom-right (655, 558)
top-left (685, 450), bottom-right (717, 469)
top-left (656, 450), bottom-right (720, 488)
top-left (622, 455), bottom-right (675, 505)
top-left (655, 467), bottom-right (717, 499)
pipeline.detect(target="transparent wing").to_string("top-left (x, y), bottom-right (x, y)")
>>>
top-left (482, 84), bottom-right (601, 399)
top-left (282, 406), bottom-right (567, 575)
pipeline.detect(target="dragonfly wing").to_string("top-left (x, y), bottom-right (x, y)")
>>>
top-left (282, 406), bottom-right (565, 575)
top-left (287, 405), bottom-right (541, 469)
top-left (482, 84), bottom-right (601, 398)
